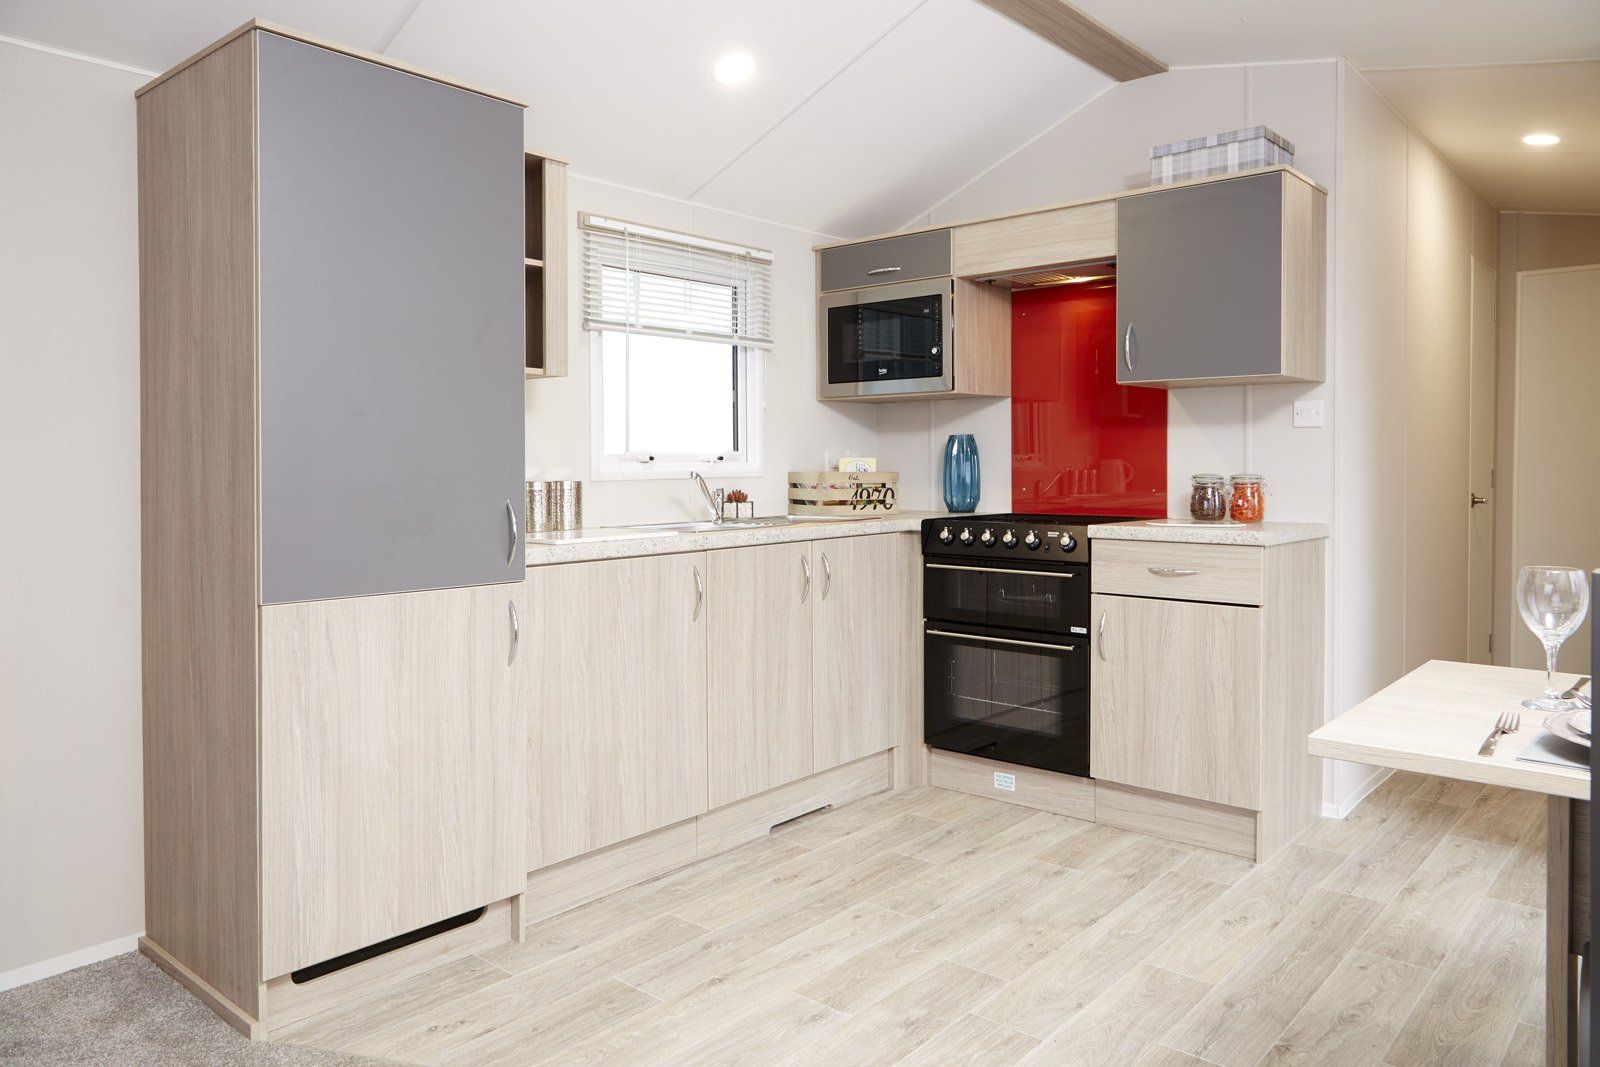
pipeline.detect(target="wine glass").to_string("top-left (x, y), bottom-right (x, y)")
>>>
top-left (1516, 565), bottom-right (1590, 711)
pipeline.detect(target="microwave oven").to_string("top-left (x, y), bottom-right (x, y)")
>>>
top-left (818, 276), bottom-right (955, 399)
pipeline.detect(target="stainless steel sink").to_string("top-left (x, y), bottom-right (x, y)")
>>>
top-left (627, 516), bottom-right (796, 533)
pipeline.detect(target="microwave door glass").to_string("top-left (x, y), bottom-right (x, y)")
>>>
top-left (827, 295), bottom-right (944, 385)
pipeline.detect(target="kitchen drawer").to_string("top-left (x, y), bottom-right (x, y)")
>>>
top-left (819, 230), bottom-right (951, 291)
top-left (1091, 540), bottom-right (1263, 606)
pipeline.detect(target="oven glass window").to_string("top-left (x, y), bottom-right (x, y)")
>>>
top-left (826, 295), bottom-right (943, 385)
top-left (924, 566), bottom-right (1080, 636)
top-left (924, 630), bottom-right (1088, 776)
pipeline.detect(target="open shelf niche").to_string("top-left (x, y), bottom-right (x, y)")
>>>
top-left (524, 151), bottom-right (567, 378)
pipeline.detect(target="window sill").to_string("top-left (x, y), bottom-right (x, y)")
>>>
top-left (590, 462), bottom-right (763, 483)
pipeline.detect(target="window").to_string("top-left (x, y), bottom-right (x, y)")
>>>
top-left (582, 215), bottom-right (773, 476)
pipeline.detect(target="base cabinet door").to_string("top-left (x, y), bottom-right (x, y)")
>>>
top-left (527, 553), bottom-right (709, 868)
top-left (812, 534), bottom-right (918, 772)
top-left (707, 543), bottom-right (814, 808)
top-left (259, 584), bottom-right (528, 979)
top-left (1090, 593), bottom-right (1262, 809)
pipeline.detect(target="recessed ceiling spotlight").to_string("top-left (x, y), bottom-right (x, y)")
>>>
top-left (1522, 132), bottom-right (1561, 146)
top-left (713, 52), bottom-right (756, 86)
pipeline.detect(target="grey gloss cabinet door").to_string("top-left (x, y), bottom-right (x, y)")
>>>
top-left (1115, 173), bottom-right (1284, 385)
top-left (257, 33), bottom-right (525, 604)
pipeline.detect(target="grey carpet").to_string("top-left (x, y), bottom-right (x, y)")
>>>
top-left (0, 953), bottom-right (397, 1067)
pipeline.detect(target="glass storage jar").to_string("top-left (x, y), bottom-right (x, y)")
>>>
top-left (1189, 474), bottom-right (1228, 522)
top-left (1229, 474), bottom-right (1265, 523)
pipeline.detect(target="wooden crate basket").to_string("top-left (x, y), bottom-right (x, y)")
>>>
top-left (787, 471), bottom-right (899, 517)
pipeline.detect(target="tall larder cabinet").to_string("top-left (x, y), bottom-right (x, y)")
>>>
top-left (137, 23), bottom-right (529, 1035)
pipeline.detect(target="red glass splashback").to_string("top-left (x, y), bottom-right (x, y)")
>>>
top-left (1011, 283), bottom-right (1166, 517)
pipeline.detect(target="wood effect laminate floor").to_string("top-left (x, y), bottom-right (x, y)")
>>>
top-left (275, 772), bottom-right (1550, 1067)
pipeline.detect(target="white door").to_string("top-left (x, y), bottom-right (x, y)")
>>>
top-left (1467, 257), bottom-right (1497, 663)
top-left (1511, 264), bottom-right (1600, 673)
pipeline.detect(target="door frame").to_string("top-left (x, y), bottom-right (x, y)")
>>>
top-left (1506, 262), bottom-right (1600, 670)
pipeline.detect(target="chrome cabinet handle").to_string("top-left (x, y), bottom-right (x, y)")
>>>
top-left (505, 500), bottom-right (519, 565)
top-left (1097, 610), bottom-right (1107, 660)
top-left (1147, 567), bottom-right (1199, 577)
top-left (866, 266), bottom-right (902, 275)
top-left (801, 554), bottom-right (812, 603)
top-left (693, 565), bottom-right (703, 621)
top-left (926, 563), bottom-right (1074, 578)
top-left (926, 629), bottom-right (1074, 652)
top-left (508, 600), bottom-right (520, 664)
top-left (1123, 323), bottom-right (1137, 371)
top-left (820, 552), bottom-right (831, 601)
top-left (1470, 493), bottom-right (1488, 508)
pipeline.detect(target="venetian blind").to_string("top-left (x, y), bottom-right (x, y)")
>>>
top-left (581, 214), bottom-right (774, 348)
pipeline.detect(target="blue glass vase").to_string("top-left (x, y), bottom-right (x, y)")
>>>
top-left (942, 434), bottom-right (980, 513)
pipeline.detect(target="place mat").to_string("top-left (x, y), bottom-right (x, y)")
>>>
top-left (1516, 731), bottom-right (1591, 771)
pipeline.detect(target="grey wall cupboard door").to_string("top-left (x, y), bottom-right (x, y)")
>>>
top-left (1115, 172), bottom-right (1285, 385)
top-left (257, 32), bottom-right (525, 604)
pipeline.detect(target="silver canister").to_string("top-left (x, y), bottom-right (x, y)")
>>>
top-left (527, 480), bottom-right (582, 532)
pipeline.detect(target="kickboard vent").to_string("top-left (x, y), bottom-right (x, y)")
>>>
top-left (290, 905), bottom-right (487, 984)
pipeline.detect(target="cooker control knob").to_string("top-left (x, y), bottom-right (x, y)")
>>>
top-left (959, 527), bottom-right (974, 546)
top-left (1024, 531), bottom-right (1040, 549)
top-left (1001, 530), bottom-right (1017, 548)
top-left (979, 529), bottom-right (996, 547)
top-left (937, 526), bottom-right (954, 544)
top-left (1061, 533), bottom-right (1079, 553)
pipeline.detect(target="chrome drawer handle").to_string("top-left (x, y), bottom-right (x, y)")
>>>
top-left (1097, 610), bottom-right (1107, 660)
top-left (926, 629), bottom-right (1074, 652)
top-left (820, 552), bottom-right (831, 601)
top-left (505, 500), bottom-right (519, 565)
top-left (508, 600), bottom-right (520, 664)
top-left (801, 554), bottom-right (812, 603)
top-left (1148, 567), bottom-right (1199, 577)
top-left (693, 566), bottom-right (704, 621)
top-left (1123, 323), bottom-right (1138, 370)
top-left (926, 563), bottom-right (1073, 578)
top-left (866, 266), bottom-right (902, 275)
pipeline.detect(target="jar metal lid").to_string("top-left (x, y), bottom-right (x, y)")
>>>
top-left (1230, 473), bottom-right (1263, 482)
top-left (1191, 473), bottom-right (1225, 483)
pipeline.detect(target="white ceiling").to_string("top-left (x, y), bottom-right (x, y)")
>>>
top-left (1072, 0), bottom-right (1600, 69)
top-left (1364, 61), bottom-right (1600, 213)
top-left (4, 0), bottom-right (1598, 227)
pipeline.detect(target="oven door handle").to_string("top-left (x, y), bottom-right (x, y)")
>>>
top-left (925, 563), bottom-right (1075, 578)
top-left (926, 628), bottom-right (1075, 652)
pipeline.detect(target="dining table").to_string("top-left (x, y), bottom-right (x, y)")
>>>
top-left (1309, 659), bottom-right (1589, 1067)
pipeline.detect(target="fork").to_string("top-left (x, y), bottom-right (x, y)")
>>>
top-left (1478, 710), bottom-right (1521, 756)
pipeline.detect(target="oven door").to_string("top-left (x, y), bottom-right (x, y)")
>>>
top-left (923, 626), bottom-right (1089, 777)
top-left (923, 562), bottom-right (1084, 637)
top-left (819, 278), bottom-right (954, 398)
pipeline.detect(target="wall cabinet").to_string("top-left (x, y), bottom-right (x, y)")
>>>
top-left (707, 543), bottom-right (814, 807)
top-left (137, 23), bottom-right (529, 1032)
top-left (259, 585), bottom-right (528, 978)
top-left (1088, 536), bottom-right (1324, 861)
top-left (812, 535), bottom-right (919, 772)
top-left (1116, 170), bottom-right (1325, 387)
top-left (526, 553), bottom-right (710, 868)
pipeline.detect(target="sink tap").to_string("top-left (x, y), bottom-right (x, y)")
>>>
top-left (690, 471), bottom-right (725, 523)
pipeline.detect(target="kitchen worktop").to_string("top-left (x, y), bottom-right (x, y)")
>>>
top-left (1089, 519), bottom-right (1330, 546)
top-left (525, 511), bottom-right (941, 566)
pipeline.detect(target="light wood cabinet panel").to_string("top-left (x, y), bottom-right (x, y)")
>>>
top-left (526, 553), bottom-right (709, 868)
top-left (1090, 592), bottom-right (1262, 809)
top-left (952, 200), bottom-right (1116, 277)
top-left (1091, 540), bottom-right (1264, 605)
top-left (812, 535), bottom-right (919, 772)
top-left (707, 543), bottom-right (814, 807)
top-left (259, 584), bottom-right (528, 979)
